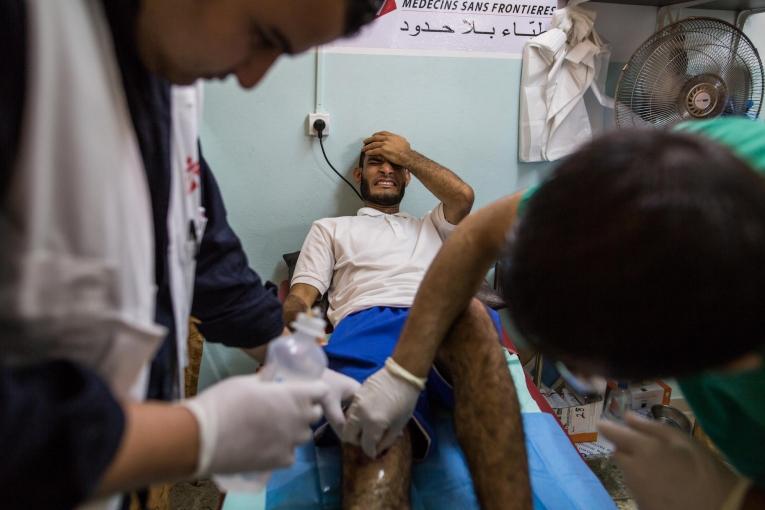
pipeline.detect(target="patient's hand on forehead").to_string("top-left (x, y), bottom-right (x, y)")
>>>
top-left (362, 131), bottom-right (414, 169)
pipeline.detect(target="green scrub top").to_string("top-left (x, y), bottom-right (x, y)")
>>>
top-left (679, 366), bottom-right (765, 486)
top-left (674, 117), bottom-right (765, 487)
top-left (516, 186), bottom-right (537, 216)
top-left (519, 117), bottom-right (765, 485)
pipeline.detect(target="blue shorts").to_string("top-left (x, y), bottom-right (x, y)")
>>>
top-left (316, 306), bottom-right (503, 460)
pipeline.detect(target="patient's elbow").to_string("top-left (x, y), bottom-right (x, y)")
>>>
top-left (463, 185), bottom-right (475, 210)
top-left (456, 185), bottom-right (475, 219)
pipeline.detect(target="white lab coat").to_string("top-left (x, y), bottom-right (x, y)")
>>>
top-left (167, 84), bottom-right (207, 397)
top-left (1, 0), bottom-right (163, 402)
top-left (518, 1), bottom-right (613, 162)
top-left (0, 1), bottom-right (204, 509)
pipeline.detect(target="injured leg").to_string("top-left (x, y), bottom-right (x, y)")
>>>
top-left (341, 426), bottom-right (412, 510)
top-left (436, 298), bottom-right (531, 510)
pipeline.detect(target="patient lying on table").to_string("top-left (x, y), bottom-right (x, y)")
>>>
top-left (283, 131), bottom-right (530, 510)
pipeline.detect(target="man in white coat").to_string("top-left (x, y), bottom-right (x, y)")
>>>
top-left (0, 0), bottom-right (382, 507)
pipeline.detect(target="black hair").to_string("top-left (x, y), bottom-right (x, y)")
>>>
top-left (344, 0), bottom-right (385, 36)
top-left (501, 128), bottom-right (765, 379)
top-left (358, 150), bottom-right (365, 168)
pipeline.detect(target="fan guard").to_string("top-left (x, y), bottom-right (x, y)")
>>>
top-left (615, 17), bottom-right (764, 128)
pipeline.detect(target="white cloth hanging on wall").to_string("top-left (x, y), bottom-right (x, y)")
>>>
top-left (519, 0), bottom-right (613, 162)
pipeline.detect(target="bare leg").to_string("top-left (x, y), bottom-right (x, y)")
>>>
top-left (436, 299), bottom-right (531, 510)
top-left (342, 427), bottom-right (412, 510)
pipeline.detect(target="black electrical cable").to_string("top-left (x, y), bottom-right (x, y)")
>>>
top-left (317, 130), bottom-right (363, 202)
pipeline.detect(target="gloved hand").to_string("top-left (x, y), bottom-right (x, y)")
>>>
top-left (181, 374), bottom-right (328, 477)
top-left (342, 358), bottom-right (425, 459)
top-left (599, 412), bottom-right (752, 510)
top-left (320, 369), bottom-right (360, 438)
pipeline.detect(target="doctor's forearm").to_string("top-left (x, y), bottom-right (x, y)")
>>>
top-left (391, 193), bottom-right (523, 378)
top-left (94, 402), bottom-right (199, 497)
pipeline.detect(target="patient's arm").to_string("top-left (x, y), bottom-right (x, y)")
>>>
top-left (283, 283), bottom-right (320, 329)
top-left (363, 132), bottom-right (474, 224)
top-left (243, 279), bottom-right (319, 363)
top-left (243, 284), bottom-right (320, 363)
top-left (342, 428), bottom-right (412, 510)
top-left (405, 150), bottom-right (474, 224)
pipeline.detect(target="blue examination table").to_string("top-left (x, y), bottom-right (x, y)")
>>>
top-left (217, 350), bottom-right (615, 510)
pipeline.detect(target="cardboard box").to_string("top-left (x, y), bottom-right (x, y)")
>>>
top-left (543, 380), bottom-right (671, 442)
top-left (542, 387), bottom-right (603, 443)
top-left (631, 380), bottom-right (672, 411)
top-left (606, 380), bottom-right (672, 412)
top-left (576, 438), bottom-right (614, 460)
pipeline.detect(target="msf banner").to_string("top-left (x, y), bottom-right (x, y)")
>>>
top-left (326, 0), bottom-right (557, 56)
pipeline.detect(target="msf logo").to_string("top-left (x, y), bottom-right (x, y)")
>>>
top-left (378, 0), bottom-right (397, 17)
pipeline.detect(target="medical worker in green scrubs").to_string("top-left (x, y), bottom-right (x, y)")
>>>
top-left (345, 117), bottom-right (765, 510)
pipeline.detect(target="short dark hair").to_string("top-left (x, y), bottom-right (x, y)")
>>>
top-left (358, 150), bottom-right (365, 168)
top-left (344, 0), bottom-right (384, 36)
top-left (501, 128), bottom-right (765, 379)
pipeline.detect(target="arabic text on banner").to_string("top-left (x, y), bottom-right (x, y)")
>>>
top-left (326, 0), bottom-right (558, 56)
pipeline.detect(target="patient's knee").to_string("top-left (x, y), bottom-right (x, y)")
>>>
top-left (445, 299), bottom-right (497, 347)
top-left (438, 298), bottom-right (501, 370)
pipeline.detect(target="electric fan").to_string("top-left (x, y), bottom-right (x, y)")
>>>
top-left (615, 17), bottom-right (764, 128)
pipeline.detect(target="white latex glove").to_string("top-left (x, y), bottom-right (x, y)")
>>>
top-left (599, 412), bottom-right (752, 510)
top-left (320, 369), bottom-right (360, 438)
top-left (342, 358), bottom-right (424, 459)
top-left (181, 374), bottom-right (328, 477)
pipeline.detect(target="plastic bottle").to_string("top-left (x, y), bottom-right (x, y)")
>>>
top-left (603, 380), bottom-right (633, 422)
top-left (260, 309), bottom-right (328, 383)
top-left (214, 309), bottom-right (328, 493)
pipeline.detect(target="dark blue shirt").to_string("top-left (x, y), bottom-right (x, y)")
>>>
top-left (100, 0), bottom-right (283, 400)
top-left (0, 359), bottom-right (125, 510)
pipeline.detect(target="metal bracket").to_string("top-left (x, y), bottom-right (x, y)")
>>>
top-left (736, 7), bottom-right (765, 28)
top-left (656, 0), bottom-right (718, 30)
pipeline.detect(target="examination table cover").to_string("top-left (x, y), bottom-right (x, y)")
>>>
top-left (222, 352), bottom-right (615, 510)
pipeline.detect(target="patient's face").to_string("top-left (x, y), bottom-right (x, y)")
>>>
top-left (358, 156), bottom-right (410, 206)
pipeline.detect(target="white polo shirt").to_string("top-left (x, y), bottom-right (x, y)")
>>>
top-left (292, 204), bottom-right (456, 325)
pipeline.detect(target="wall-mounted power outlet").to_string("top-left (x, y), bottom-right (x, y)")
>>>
top-left (307, 112), bottom-right (331, 137)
